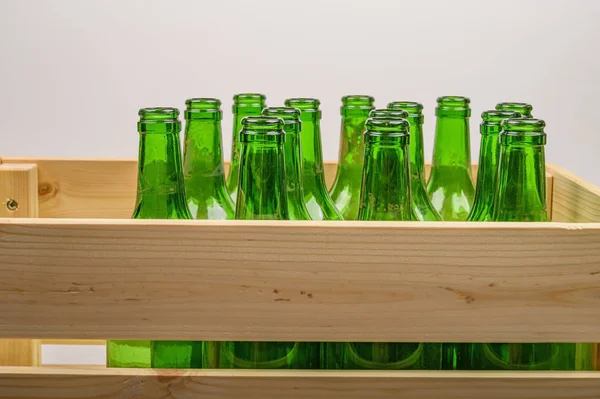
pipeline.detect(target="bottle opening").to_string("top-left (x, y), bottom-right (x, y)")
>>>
top-left (369, 109), bottom-right (409, 119)
top-left (436, 96), bottom-right (471, 117)
top-left (342, 95), bottom-right (375, 107)
top-left (387, 101), bottom-right (423, 115)
top-left (138, 107), bottom-right (181, 134)
top-left (285, 98), bottom-right (320, 111)
top-left (233, 93), bottom-right (267, 104)
top-left (239, 116), bottom-right (285, 143)
top-left (482, 110), bottom-right (521, 124)
top-left (496, 102), bottom-right (533, 117)
top-left (364, 118), bottom-right (410, 145)
top-left (262, 107), bottom-right (301, 124)
top-left (500, 118), bottom-right (546, 145)
top-left (185, 98), bottom-right (222, 120)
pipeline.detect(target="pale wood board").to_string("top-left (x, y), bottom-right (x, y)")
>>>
top-left (39, 340), bottom-right (105, 346)
top-left (0, 219), bottom-right (600, 342)
top-left (2, 157), bottom-right (562, 220)
top-left (0, 367), bottom-right (599, 399)
top-left (0, 341), bottom-right (39, 367)
top-left (547, 164), bottom-right (600, 223)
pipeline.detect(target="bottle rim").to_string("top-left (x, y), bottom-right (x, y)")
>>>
top-left (185, 98), bottom-right (222, 120)
top-left (137, 107), bottom-right (181, 134)
top-left (496, 102), bottom-right (533, 116)
top-left (369, 109), bottom-right (409, 119)
top-left (500, 118), bottom-right (547, 145)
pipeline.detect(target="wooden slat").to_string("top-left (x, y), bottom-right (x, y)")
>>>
top-left (0, 367), bottom-right (598, 399)
top-left (547, 164), bottom-right (600, 223)
top-left (0, 158), bottom-right (339, 219)
top-left (40, 340), bottom-right (105, 346)
top-left (0, 219), bottom-right (600, 342)
top-left (0, 164), bottom-right (40, 366)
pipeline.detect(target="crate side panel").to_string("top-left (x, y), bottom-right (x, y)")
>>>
top-left (548, 164), bottom-right (600, 223)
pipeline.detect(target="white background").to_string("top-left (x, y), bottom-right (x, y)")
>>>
top-left (1, 0), bottom-right (599, 364)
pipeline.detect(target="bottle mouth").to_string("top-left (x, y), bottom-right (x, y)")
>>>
top-left (239, 116), bottom-right (285, 143)
top-left (387, 101), bottom-right (423, 114)
top-left (500, 118), bottom-right (546, 145)
top-left (436, 96), bottom-right (471, 117)
top-left (364, 118), bottom-right (410, 145)
top-left (262, 106), bottom-right (301, 121)
top-left (496, 102), bottom-right (533, 117)
top-left (138, 107), bottom-right (181, 133)
top-left (232, 93), bottom-right (267, 114)
top-left (284, 98), bottom-right (320, 111)
top-left (480, 110), bottom-right (521, 133)
top-left (369, 109), bottom-right (409, 119)
top-left (341, 95), bottom-right (375, 116)
top-left (185, 98), bottom-right (222, 120)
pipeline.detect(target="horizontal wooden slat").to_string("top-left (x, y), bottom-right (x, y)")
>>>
top-left (1, 219), bottom-right (600, 342)
top-left (0, 158), bottom-right (339, 219)
top-left (548, 163), bottom-right (600, 223)
top-left (0, 367), bottom-right (599, 399)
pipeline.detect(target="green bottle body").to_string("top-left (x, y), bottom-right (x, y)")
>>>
top-left (262, 107), bottom-right (312, 221)
top-left (427, 97), bottom-right (475, 221)
top-left (481, 118), bottom-right (592, 371)
top-left (107, 108), bottom-right (196, 369)
top-left (327, 118), bottom-right (441, 370)
top-left (285, 98), bottom-right (343, 220)
top-left (329, 95), bottom-right (375, 220)
top-left (210, 117), bottom-right (320, 368)
top-left (184, 99), bottom-right (234, 220)
top-left (467, 110), bottom-right (520, 222)
top-left (387, 102), bottom-right (442, 221)
top-left (226, 94), bottom-right (266, 205)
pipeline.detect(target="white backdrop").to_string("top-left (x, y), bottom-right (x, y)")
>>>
top-left (1, 0), bottom-right (599, 364)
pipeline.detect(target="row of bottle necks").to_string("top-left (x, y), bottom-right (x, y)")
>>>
top-left (107, 341), bottom-right (595, 370)
top-left (133, 94), bottom-right (549, 223)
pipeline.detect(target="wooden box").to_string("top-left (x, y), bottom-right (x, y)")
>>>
top-left (0, 156), bottom-right (599, 399)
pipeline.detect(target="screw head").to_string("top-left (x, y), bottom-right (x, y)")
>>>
top-left (6, 199), bottom-right (18, 211)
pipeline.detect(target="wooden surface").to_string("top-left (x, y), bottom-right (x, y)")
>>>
top-left (1, 219), bottom-right (600, 342)
top-left (548, 163), bottom-right (600, 223)
top-left (0, 367), bottom-right (599, 399)
top-left (0, 163), bottom-right (38, 218)
top-left (0, 341), bottom-right (39, 367)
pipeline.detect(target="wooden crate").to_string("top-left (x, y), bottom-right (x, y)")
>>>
top-left (0, 156), bottom-right (599, 399)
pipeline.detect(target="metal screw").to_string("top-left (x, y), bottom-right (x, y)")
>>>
top-left (6, 199), bottom-right (18, 211)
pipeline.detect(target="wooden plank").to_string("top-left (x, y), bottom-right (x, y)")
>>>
top-left (0, 164), bottom-right (40, 366)
top-left (0, 158), bottom-right (338, 219)
top-left (547, 164), bottom-right (600, 223)
top-left (40, 340), bottom-right (105, 346)
top-left (0, 219), bottom-right (599, 342)
top-left (0, 367), bottom-right (598, 399)
top-left (0, 164), bottom-right (38, 218)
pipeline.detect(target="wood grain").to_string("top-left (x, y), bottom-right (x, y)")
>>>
top-left (547, 164), bottom-right (600, 223)
top-left (0, 341), bottom-right (39, 367)
top-left (0, 164), bottom-right (38, 218)
top-left (0, 367), bottom-right (599, 399)
top-left (0, 218), bottom-right (600, 342)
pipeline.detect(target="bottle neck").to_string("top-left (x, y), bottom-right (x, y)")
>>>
top-left (337, 112), bottom-right (370, 174)
top-left (283, 123), bottom-right (311, 220)
top-left (299, 116), bottom-right (327, 190)
top-left (494, 144), bottom-right (548, 221)
top-left (134, 132), bottom-right (190, 219)
top-left (357, 141), bottom-right (412, 221)
top-left (235, 142), bottom-right (289, 220)
top-left (431, 116), bottom-right (472, 171)
top-left (408, 115), bottom-right (426, 181)
top-left (468, 131), bottom-right (500, 221)
top-left (183, 119), bottom-right (227, 192)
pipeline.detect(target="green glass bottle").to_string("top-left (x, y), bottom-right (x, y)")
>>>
top-left (284, 98), bottom-right (343, 221)
top-left (495, 102), bottom-right (533, 118)
top-left (208, 116), bottom-right (320, 369)
top-left (481, 118), bottom-right (593, 370)
top-left (262, 107), bottom-right (312, 221)
top-left (107, 107), bottom-right (194, 369)
top-left (327, 118), bottom-right (441, 370)
top-left (329, 95), bottom-right (375, 220)
top-left (388, 101), bottom-right (442, 221)
top-left (427, 96), bottom-right (475, 221)
top-left (226, 93), bottom-right (267, 205)
top-left (183, 98), bottom-right (234, 220)
top-left (466, 110), bottom-right (520, 222)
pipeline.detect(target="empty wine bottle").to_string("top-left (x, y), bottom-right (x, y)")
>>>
top-left (466, 110), bottom-right (520, 221)
top-left (285, 98), bottom-right (343, 220)
top-left (427, 96), bottom-right (475, 220)
top-left (329, 95), bottom-right (375, 220)
top-left (107, 107), bottom-right (194, 369)
top-left (481, 118), bottom-right (594, 370)
top-left (208, 116), bottom-right (320, 369)
top-left (262, 107), bottom-right (312, 220)
top-left (327, 118), bottom-right (441, 370)
top-left (226, 93), bottom-right (267, 205)
top-left (183, 98), bottom-right (234, 220)
top-left (495, 102), bottom-right (533, 118)
top-left (388, 101), bottom-right (442, 221)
